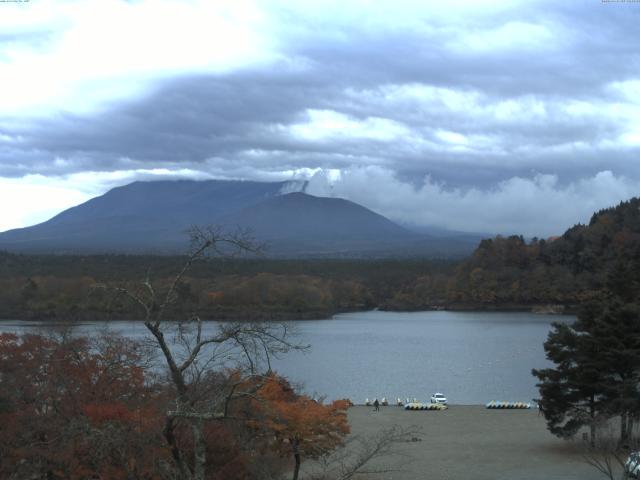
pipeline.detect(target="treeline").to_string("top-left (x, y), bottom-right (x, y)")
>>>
top-left (0, 253), bottom-right (455, 320)
top-left (5, 197), bottom-right (640, 320)
top-left (387, 198), bottom-right (640, 311)
top-left (453, 198), bottom-right (640, 308)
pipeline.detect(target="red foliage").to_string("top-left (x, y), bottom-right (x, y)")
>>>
top-left (83, 402), bottom-right (139, 425)
top-left (0, 335), bottom-right (350, 479)
top-left (0, 332), bottom-right (165, 479)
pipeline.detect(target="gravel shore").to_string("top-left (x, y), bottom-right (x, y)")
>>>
top-left (344, 405), bottom-right (608, 480)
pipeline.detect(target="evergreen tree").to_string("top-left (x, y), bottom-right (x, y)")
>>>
top-left (579, 297), bottom-right (640, 443)
top-left (533, 320), bottom-right (605, 445)
top-left (534, 294), bottom-right (640, 445)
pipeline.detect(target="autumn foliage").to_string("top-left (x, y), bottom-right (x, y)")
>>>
top-left (0, 333), bottom-right (351, 480)
top-left (0, 332), bottom-right (165, 479)
top-left (251, 375), bottom-right (351, 479)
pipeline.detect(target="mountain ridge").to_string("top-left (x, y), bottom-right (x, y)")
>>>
top-left (0, 180), bottom-right (481, 257)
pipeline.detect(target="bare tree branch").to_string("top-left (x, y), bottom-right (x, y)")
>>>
top-left (94, 225), bottom-right (306, 480)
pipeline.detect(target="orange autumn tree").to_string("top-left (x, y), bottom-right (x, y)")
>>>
top-left (254, 375), bottom-right (351, 480)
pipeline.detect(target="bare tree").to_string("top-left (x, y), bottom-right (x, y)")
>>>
top-left (98, 226), bottom-right (306, 480)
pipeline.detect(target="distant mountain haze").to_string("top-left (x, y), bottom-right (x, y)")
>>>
top-left (0, 180), bottom-right (482, 257)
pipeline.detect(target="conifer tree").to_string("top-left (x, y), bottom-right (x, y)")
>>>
top-left (579, 297), bottom-right (640, 443)
top-left (533, 320), bottom-right (605, 445)
top-left (534, 292), bottom-right (640, 445)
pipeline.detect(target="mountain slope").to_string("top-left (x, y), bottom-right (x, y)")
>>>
top-left (217, 192), bottom-right (414, 254)
top-left (0, 180), bottom-right (479, 257)
top-left (0, 180), bottom-right (288, 253)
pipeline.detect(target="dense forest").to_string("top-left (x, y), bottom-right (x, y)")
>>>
top-left (440, 198), bottom-right (640, 311)
top-left (4, 198), bottom-right (640, 321)
top-left (0, 253), bottom-right (454, 320)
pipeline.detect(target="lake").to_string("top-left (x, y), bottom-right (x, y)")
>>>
top-left (0, 310), bottom-right (569, 405)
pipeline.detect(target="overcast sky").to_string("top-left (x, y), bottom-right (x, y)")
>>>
top-left (1, 0), bottom-right (639, 236)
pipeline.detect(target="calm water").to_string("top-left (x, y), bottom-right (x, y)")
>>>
top-left (0, 310), bottom-right (570, 405)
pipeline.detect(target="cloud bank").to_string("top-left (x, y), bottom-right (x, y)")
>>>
top-left (306, 168), bottom-right (639, 237)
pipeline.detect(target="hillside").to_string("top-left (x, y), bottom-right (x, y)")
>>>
top-left (0, 180), bottom-right (480, 257)
top-left (382, 198), bottom-right (640, 311)
top-left (217, 192), bottom-right (416, 255)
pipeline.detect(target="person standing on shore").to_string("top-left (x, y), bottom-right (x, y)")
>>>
top-left (373, 398), bottom-right (380, 411)
top-left (534, 399), bottom-right (544, 416)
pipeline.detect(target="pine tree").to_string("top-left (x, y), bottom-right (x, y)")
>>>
top-left (580, 297), bottom-right (640, 443)
top-left (533, 320), bottom-right (605, 446)
top-left (533, 293), bottom-right (640, 445)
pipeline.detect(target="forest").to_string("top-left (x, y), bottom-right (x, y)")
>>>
top-left (0, 253), bottom-right (454, 321)
top-left (3, 198), bottom-right (640, 321)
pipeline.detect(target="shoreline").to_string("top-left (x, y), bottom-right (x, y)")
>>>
top-left (0, 303), bottom-right (575, 323)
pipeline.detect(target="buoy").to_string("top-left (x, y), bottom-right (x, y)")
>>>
top-left (397, 397), bottom-right (403, 406)
top-left (381, 397), bottom-right (388, 406)
top-left (365, 398), bottom-right (371, 406)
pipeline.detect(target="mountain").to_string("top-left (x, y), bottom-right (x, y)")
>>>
top-left (217, 192), bottom-right (416, 255)
top-left (0, 180), bottom-right (479, 257)
top-left (0, 180), bottom-right (289, 253)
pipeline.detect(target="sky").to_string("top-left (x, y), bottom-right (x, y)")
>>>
top-left (1, 0), bottom-right (639, 237)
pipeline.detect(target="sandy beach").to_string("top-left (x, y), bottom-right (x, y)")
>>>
top-left (343, 405), bottom-right (609, 480)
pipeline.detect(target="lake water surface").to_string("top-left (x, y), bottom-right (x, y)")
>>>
top-left (0, 310), bottom-right (570, 405)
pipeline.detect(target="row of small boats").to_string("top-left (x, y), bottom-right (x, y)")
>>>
top-left (405, 402), bottom-right (448, 410)
top-left (362, 398), bottom-right (533, 409)
top-left (364, 397), bottom-right (426, 406)
top-left (485, 401), bottom-right (532, 409)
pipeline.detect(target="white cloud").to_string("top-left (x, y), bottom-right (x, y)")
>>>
top-left (434, 129), bottom-right (468, 145)
top-left (343, 80), bottom-right (640, 158)
top-left (0, 0), bottom-right (273, 116)
top-left (287, 109), bottom-right (411, 142)
top-left (270, 0), bottom-right (529, 33)
top-left (449, 21), bottom-right (557, 54)
top-left (306, 167), bottom-right (639, 237)
top-left (351, 83), bottom-right (553, 125)
top-left (0, 175), bottom-right (91, 232)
